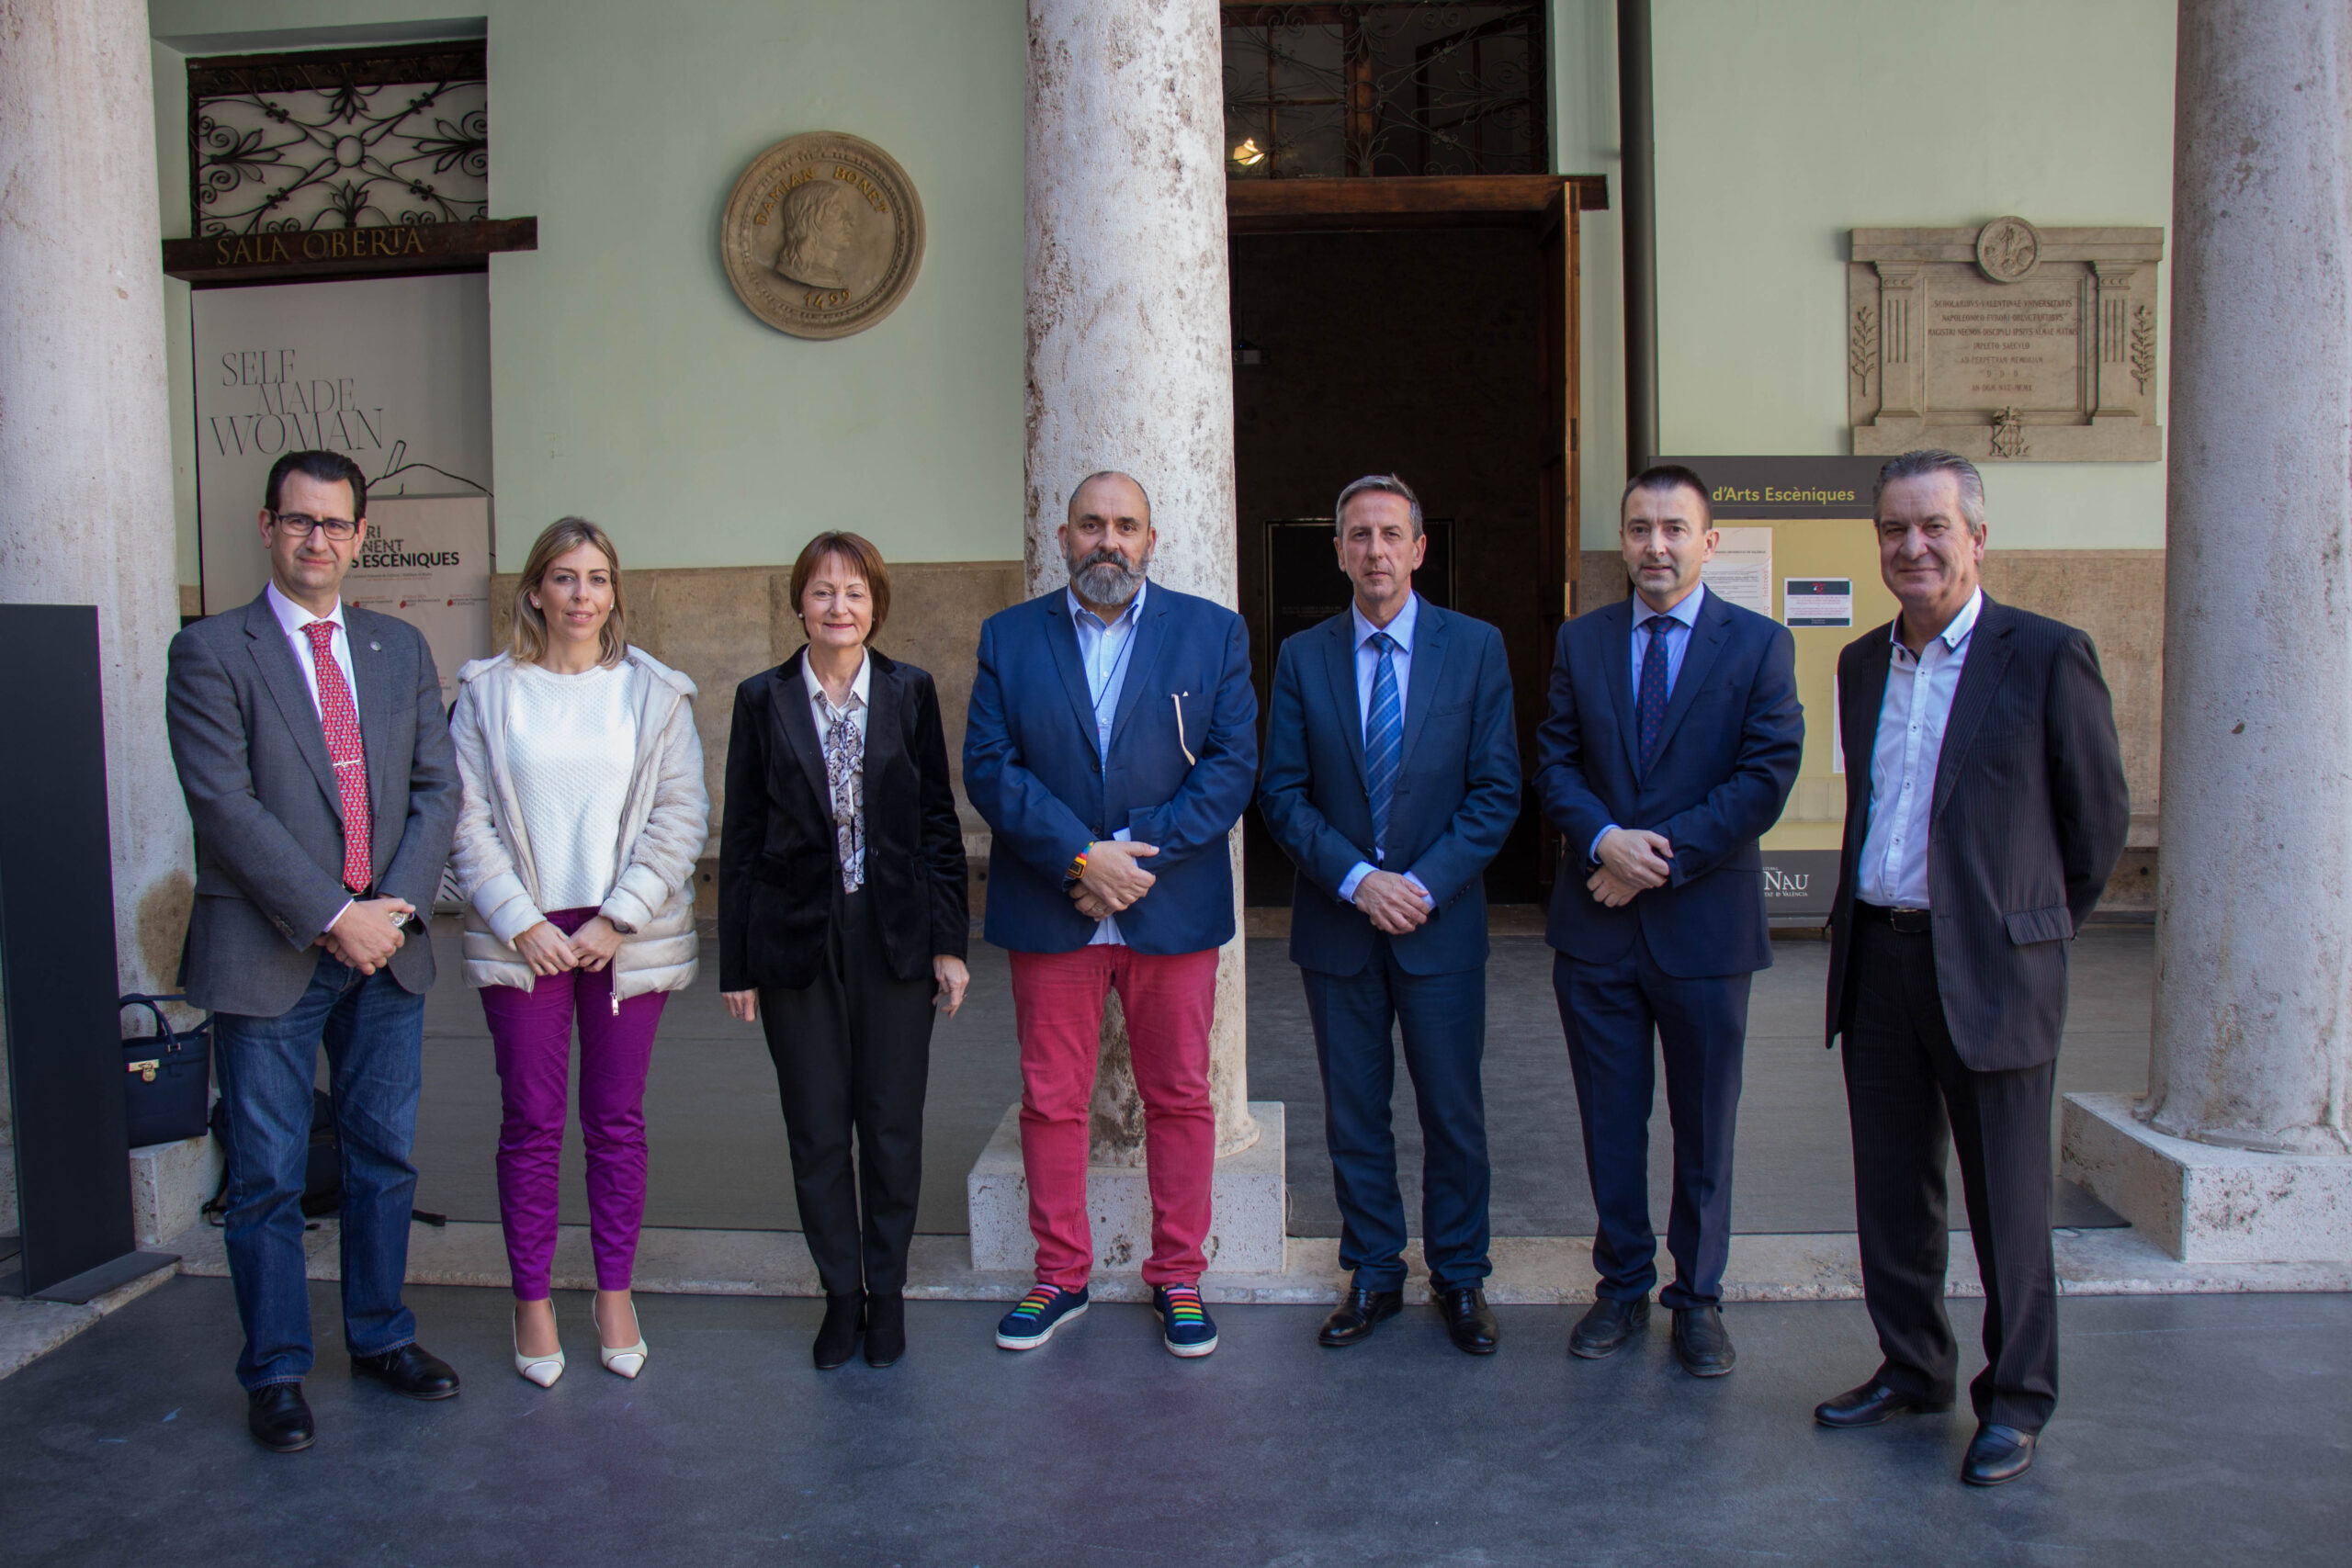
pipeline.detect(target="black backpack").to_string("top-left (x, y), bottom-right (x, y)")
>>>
top-left (202, 1091), bottom-right (444, 1228)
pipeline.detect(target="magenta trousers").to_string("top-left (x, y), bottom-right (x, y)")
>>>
top-left (479, 908), bottom-right (667, 1298)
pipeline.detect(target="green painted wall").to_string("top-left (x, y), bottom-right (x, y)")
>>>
top-left (151, 0), bottom-right (1026, 577)
top-left (1560, 0), bottom-right (2177, 549)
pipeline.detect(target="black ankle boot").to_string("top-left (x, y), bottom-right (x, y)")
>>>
top-left (865, 1293), bottom-right (907, 1368)
top-left (813, 1292), bottom-right (865, 1370)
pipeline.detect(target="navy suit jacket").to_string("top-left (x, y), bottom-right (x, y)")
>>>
top-left (964, 582), bottom-right (1258, 955)
top-left (1535, 588), bottom-right (1804, 977)
top-left (1258, 601), bottom-right (1521, 977)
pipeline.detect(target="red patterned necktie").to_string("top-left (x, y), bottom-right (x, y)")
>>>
top-left (300, 619), bottom-right (374, 892)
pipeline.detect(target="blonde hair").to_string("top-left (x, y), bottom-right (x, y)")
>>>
top-left (511, 516), bottom-right (629, 668)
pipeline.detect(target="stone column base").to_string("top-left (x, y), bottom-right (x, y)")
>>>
top-left (2062, 1092), bottom-right (2352, 1263)
top-left (967, 1101), bottom-right (1285, 1275)
top-left (129, 1134), bottom-right (221, 1249)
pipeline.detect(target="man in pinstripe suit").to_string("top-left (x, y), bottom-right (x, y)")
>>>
top-left (1815, 450), bottom-right (2128, 1487)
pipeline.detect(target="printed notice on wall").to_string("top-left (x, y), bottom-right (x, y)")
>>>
top-left (1702, 527), bottom-right (1772, 616)
top-left (344, 496), bottom-right (492, 705)
top-left (1784, 578), bottom-right (1854, 627)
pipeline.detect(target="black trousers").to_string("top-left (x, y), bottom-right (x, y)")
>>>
top-left (1844, 914), bottom-right (2058, 1432)
top-left (758, 889), bottom-right (936, 1297)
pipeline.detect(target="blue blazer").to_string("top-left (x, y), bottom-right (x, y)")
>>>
top-left (1258, 601), bottom-right (1522, 977)
top-left (964, 582), bottom-right (1258, 955)
top-left (1535, 589), bottom-right (1803, 976)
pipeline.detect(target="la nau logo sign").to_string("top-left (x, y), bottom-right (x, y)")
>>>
top-left (1763, 867), bottom-right (1811, 897)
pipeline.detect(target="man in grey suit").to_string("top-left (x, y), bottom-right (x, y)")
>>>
top-left (166, 449), bottom-right (461, 1452)
top-left (1815, 450), bottom-right (2127, 1487)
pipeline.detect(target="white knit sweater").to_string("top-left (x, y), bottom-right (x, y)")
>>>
top-left (503, 660), bottom-right (639, 917)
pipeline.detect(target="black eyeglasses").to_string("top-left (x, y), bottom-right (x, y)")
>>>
top-left (268, 511), bottom-right (362, 541)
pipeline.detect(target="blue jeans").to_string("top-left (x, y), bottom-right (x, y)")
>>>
top-left (1300, 938), bottom-right (1492, 1293)
top-left (212, 951), bottom-right (425, 1389)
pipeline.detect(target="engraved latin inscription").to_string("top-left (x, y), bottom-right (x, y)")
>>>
top-left (1925, 283), bottom-right (2080, 411)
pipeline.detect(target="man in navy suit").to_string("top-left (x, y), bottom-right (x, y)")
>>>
top-left (1259, 475), bottom-right (1521, 1355)
top-left (1536, 464), bottom-right (1802, 1376)
top-left (964, 471), bottom-right (1259, 1359)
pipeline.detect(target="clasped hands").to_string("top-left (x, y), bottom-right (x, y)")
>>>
top-left (1352, 869), bottom-right (1433, 936)
top-left (1069, 839), bottom-right (1159, 922)
top-left (1589, 827), bottom-right (1673, 908)
top-left (513, 914), bottom-right (625, 977)
top-left (318, 897), bottom-right (414, 975)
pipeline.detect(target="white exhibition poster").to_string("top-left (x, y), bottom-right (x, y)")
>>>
top-left (1702, 526), bottom-right (1772, 615)
top-left (343, 495), bottom-right (493, 706)
top-left (191, 273), bottom-right (492, 615)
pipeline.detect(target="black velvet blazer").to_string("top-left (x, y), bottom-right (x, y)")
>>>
top-left (718, 648), bottom-right (968, 992)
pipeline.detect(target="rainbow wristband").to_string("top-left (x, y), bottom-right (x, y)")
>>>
top-left (1067, 849), bottom-right (1091, 884)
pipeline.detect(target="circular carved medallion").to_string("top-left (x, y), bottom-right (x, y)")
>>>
top-left (1975, 216), bottom-right (2041, 284)
top-left (721, 131), bottom-right (925, 339)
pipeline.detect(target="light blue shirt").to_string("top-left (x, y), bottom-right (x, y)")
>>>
top-left (1591, 582), bottom-right (1710, 862)
top-left (1069, 579), bottom-right (1147, 945)
top-left (1859, 588), bottom-right (1982, 908)
top-left (1336, 593), bottom-right (1431, 910)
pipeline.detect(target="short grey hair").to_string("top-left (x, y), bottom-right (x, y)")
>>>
top-left (1874, 449), bottom-right (1986, 535)
top-left (1334, 472), bottom-right (1424, 537)
top-left (1067, 470), bottom-right (1151, 523)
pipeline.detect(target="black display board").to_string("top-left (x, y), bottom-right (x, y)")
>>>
top-left (0, 605), bottom-right (175, 1300)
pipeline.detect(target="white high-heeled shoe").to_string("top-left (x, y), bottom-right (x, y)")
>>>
top-left (513, 1303), bottom-right (565, 1388)
top-left (594, 1296), bottom-right (648, 1380)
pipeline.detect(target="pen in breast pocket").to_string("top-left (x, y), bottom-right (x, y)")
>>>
top-left (1170, 691), bottom-right (1195, 765)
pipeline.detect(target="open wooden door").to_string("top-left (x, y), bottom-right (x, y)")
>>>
top-left (1533, 179), bottom-right (1582, 897)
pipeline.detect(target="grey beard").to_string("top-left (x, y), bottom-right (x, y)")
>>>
top-left (1069, 551), bottom-right (1148, 604)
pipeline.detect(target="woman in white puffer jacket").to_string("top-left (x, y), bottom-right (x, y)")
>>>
top-left (448, 516), bottom-right (707, 1390)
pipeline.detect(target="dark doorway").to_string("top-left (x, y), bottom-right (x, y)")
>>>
top-left (1231, 201), bottom-right (1578, 908)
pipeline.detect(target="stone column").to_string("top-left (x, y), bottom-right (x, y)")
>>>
top-left (1024, 0), bottom-right (1256, 1164)
top-left (2062, 0), bottom-right (2352, 1261)
top-left (0, 6), bottom-right (192, 991)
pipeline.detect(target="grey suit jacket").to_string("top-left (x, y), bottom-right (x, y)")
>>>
top-left (165, 592), bottom-right (459, 1016)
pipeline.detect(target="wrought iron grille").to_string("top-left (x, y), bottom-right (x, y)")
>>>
top-left (1222, 3), bottom-right (1546, 179)
top-left (188, 42), bottom-right (487, 236)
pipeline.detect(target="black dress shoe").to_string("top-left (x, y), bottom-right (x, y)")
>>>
top-left (349, 1343), bottom-right (460, 1400)
top-left (864, 1293), bottom-right (906, 1368)
top-left (813, 1292), bottom-right (865, 1370)
top-left (247, 1383), bottom-right (314, 1452)
top-left (1670, 1306), bottom-right (1736, 1377)
top-left (1317, 1286), bottom-right (1403, 1348)
top-left (1814, 1377), bottom-right (1956, 1428)
top-left (1962, 1423), bottom-right (2038, 1486)
top-left (1436, 1286), bottom-right (1498, 1356)
top-left (1568, 1296), bottom-right (1649, 1359)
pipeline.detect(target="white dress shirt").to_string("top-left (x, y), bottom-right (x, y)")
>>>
top-left (264, 580), bottom-right (357, 724)
top-left (805, 649), bottom-right (874, 888)
top-left (1337, 593), bottom-right (1430, 908)
top-left (1592, 582), bottom-right (1709, 860)
top-left (1859, 588), bottom-right (1984, 908)
top-left (1069, 580), bottom-right (1146, 945)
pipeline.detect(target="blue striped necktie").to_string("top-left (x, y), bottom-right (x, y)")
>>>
top-left (1364, 631), bottom-right (1402, 860)
top-left (1637, 615), bottom-right (1678, 774)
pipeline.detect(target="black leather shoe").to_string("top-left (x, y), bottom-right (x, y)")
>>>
top-left (1568, 1296), bottom-right (1649, 1359)
top-left (813, 1292), bottom-right (865, 1370)
top-left (864, 1293), bottom-right (906, 1368)
top-left (1670, 1306), bottom-right (1736, 1377)
top-left (1814, 1377), bottom-right (1956, 1428)
top-left (1317, 1286), bottom-right (1403, 1348)
top-left (1962, 1423), bottom-right (2038, 1486)
top-left (1436, 1286), bottom-right (1498, 1356)
top-left (349, 1343), bottom-right (460, 1400)
top-left (247, 1383), bottom-right (314, 1452)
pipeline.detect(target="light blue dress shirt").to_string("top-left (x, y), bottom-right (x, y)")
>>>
top-left (1069, 578), bottom-right (1147, 945)
top-left (1591, 582), bottom-right (1710, 861)
top-left (1859, 588), bottom-right (1982, 908)
top-left (1336, 593), bottom-right (1431, 909)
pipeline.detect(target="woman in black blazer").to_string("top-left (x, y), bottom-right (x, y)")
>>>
top-left (718, 532), bottom-right (968, 1371)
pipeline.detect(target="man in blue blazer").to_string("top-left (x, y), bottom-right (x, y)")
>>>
top-left (1536, 464), bottom-right (1802, 1376)
top-left (964, 471), bottom-right (1258, 1359)
top-left (1260, 475), bottom-right (1521, 1355)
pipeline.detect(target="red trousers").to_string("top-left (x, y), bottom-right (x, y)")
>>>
top-left (1008, 945), bottom-right (1220, 1288)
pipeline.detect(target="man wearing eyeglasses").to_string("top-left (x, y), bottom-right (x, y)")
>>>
top-left (164, 449), bottom-right (460, 1452)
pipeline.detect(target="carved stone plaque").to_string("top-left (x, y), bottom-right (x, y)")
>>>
top-left (721, 131), bottom-right (924, 340)
top-left (1849, 221), bottom-right (2163, 461)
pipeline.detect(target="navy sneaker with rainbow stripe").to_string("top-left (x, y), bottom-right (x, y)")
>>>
top-left (1152, 1282), bottom-right (1218, 1358)
top-left (995, 1282), bottom-right (1089, 1350)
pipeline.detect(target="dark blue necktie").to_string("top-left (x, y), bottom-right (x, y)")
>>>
top-left (1636, 615), bottom-right (1678, 775)
top-left (1364, 631), bottom-right (1402, 860)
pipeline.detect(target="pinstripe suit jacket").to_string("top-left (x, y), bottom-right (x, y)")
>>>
top-left (1824, 595), bottom-right (2129, 1070)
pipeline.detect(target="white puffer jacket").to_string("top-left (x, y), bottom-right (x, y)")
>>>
top-left (448, 647), bottom-right (709, 1002)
